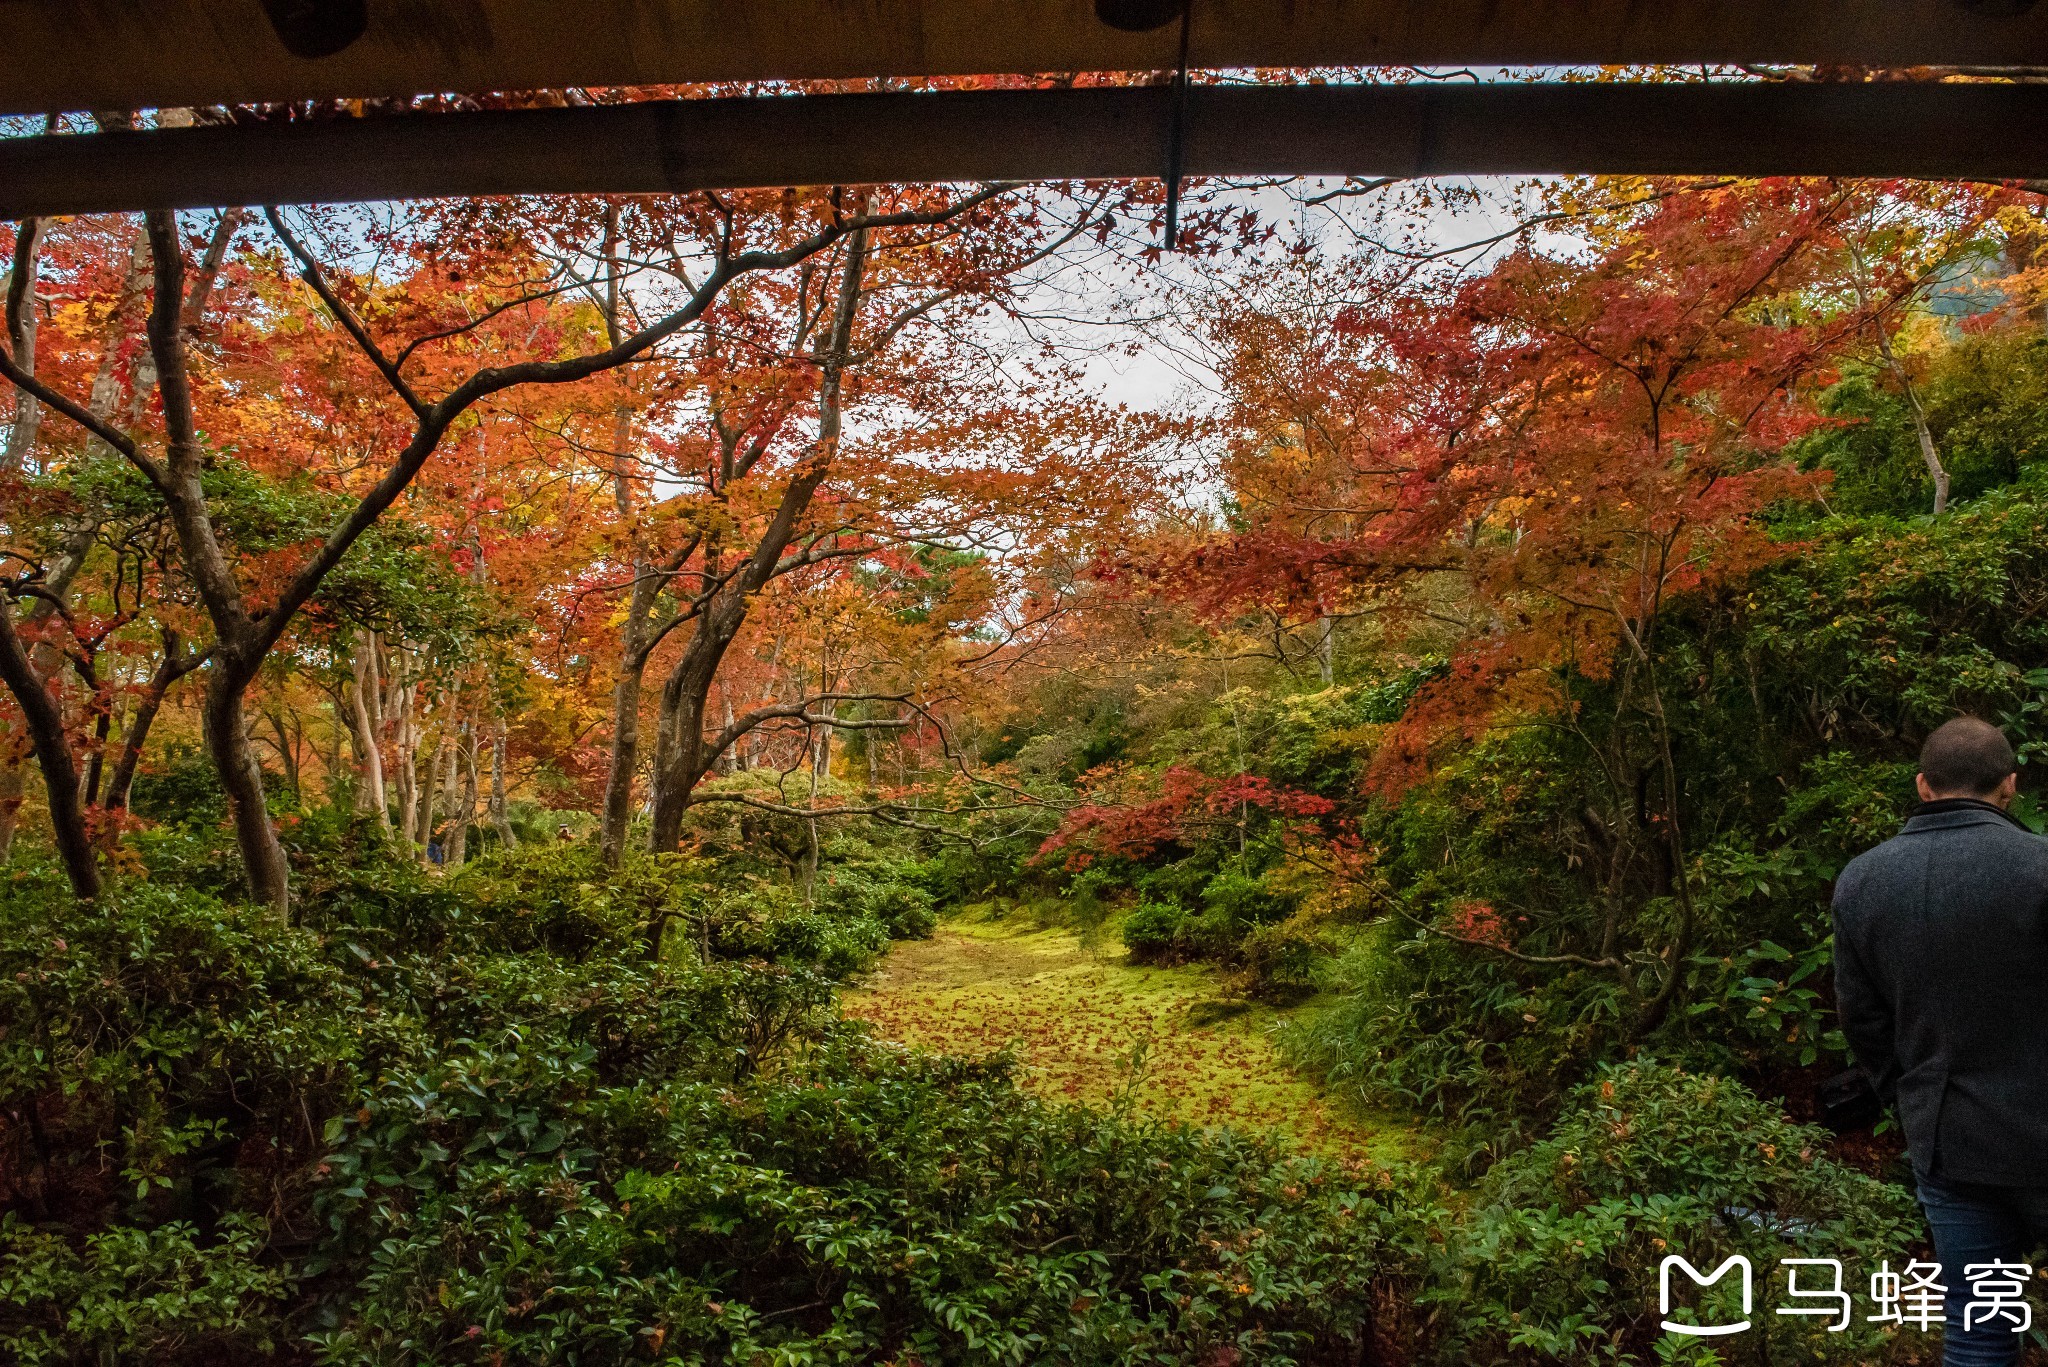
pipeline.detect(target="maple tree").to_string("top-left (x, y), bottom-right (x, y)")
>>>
top-left (1145, 178), bottom-right (2013, 1028)
top-left (0, 186), bottom-right (1041, 908)
top-left (521, 182), bottom-right (1170, 863)
top-left (0, 206), bottom-right (245, 900)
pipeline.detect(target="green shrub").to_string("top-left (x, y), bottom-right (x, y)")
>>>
top-left (861, 878), bottom-right (939, 938)
top-left (0, 875), bottom-right (366, 1232)
top-left (127, 743), bottom-right (297, 829)
top-left (717, 907), bottom-right (887, 981)
top-left (1113, 868), bottom-right (1303, 970)
top-left (0, 1213), bottom-right (290, 1365)
top-left (1286, 927), bottom-right (1619, 1162)
top-left (1121, 899), bottom-right (1186, 961)
top-left (1233, 918), bottom-right (1334, 1003)
top-left (812, 861), bottom-right (940, 939)
top-left (0, 820), bottom-right (1444, 1365)
top-left (449, 842), bottom-right (689, 957)
top-left (695, 879), bottom-right (890, 979)
top-left (310, 1036), bottom-right (1423, 1366)
top-left (123, 819), bottom-right (251, 898)
top-left (1200, 867), bottom-right (1291, 932)
top-left (1424, 1061), bottom-right (1922, 1365)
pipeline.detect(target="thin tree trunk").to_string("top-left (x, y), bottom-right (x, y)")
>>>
top-left (803, 703), bottom-right (834, 899)
top-left (387, 645), bottom-right (420, 849)
top-left (85, 217), bottom-right (152, 459)
top-left (595, 211), bottom-right (648, 869)
top-left (411, 684), bottom-right (452, 864)
top-left (2, 215), bottom-right (99, 867)
top-left (347, 630), bottom-right (390, 830)
top-left (265, 706), bottom-right (301, 799)
top-left (438, 707), bottom-right (461, 833)
top-left (103, 632), bottom-right (201, 813)
top-left (0, 532), bottom-right (101, 861)
top-left (322, 687), bottom-right (348, 803)
top-left (416, 698), bottom-right (442, 860)
top-left (181, 208), bottom-right (246, 331)
top-left (598, 643), bottom-right (647, 864)
top-left (203, 662), bottom-right (289, 914)
top-left (421, 682), bottom-right (460, 864)
top-left (1876, 324), bottom-right (1950, 516)
top-left (447, 721), bottom-right (478, 865)
top-left (648, 644), bottom-right (720, 852)
top-left (489, 718), bottom-right (516, 848)
top-left (0, 605), bottom-right (99, 900)
top-left (82, 704), bottom-right (110, 807)
top-left (0, 216), bottom-right (46, 863)
top-left (0, 752), bottom-right (24, 864)
top-left (5, 216), bottom-right (47, 469)
top-left (1851, 252), bottom-right (1950, 517)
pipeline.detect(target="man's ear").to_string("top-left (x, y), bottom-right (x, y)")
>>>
top-left (1997, 771), bottom-right (2022, 808)
top-left (1916, 773), bottom-right (1938, 802)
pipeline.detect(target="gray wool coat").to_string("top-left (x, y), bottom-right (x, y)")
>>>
top-left (1833, 799), bottom-right (2048, 1187)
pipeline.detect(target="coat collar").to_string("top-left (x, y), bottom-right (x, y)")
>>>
top-left (1902, 797), bottom-right (2032, 833)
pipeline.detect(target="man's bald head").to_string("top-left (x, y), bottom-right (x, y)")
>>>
top-left (1918, 717), bottom-right (2019, 802)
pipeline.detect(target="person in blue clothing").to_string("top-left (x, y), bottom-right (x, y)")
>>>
top-left (1833, 717), bottom-right (2048, 1367)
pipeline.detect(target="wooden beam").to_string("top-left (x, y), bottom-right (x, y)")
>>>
top-left (3, 1), bottom-right (2048, 116)
top-left (4, 82), bottom-right (2047, 220)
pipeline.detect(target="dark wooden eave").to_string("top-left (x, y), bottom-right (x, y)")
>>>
top-left (2, 0), bottom-right (2047, 116)
top-left (5, 82), bottom-right (2048, 220)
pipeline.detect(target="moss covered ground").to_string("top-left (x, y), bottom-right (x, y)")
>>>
top-left (842, 908), bottom-right (1427, 1167)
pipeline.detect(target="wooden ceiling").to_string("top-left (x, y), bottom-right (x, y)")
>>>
top-left (4, 2), bottom-right (2047, 214)
top-left (3, 0), bottom-right (2047, 115)
top-left (7, 83), bottom-right (2048, 221)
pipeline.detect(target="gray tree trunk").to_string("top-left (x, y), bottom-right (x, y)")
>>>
top-left (489, 719), bottom-right (516, 848)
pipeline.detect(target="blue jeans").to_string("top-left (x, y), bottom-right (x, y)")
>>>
top-left (1916, 1174), bottom-right (2048, 1367)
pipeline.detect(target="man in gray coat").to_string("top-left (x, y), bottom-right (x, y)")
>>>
top-left (1834, 716), bottom-right (2048, 1367)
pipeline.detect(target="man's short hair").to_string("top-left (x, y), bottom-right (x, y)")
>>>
top-left (1919, 717), bottom-right (2018, 797)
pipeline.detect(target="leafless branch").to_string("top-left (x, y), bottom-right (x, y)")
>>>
top-left (1396, 907), bottom-right (1624, 971)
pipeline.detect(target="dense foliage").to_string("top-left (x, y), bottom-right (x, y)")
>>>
top-left (0, 827), bottom-right (1423, 1364)
top-left (6, 171), bottom-right (2047, 1364)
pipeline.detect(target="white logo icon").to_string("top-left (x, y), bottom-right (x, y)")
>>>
top-left (1660, 1255), bottom-right (1754, 1337)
